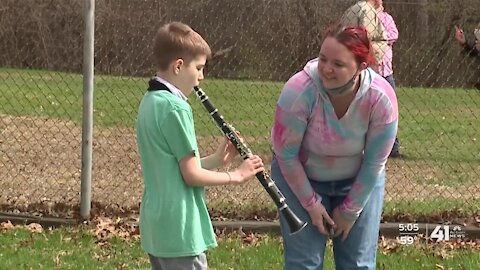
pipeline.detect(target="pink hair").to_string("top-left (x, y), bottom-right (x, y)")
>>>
top-left (323, 24), bottom-right (377, 67)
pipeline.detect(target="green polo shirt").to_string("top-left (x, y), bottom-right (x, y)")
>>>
top-left (136, 90), bottom-right (217, 257)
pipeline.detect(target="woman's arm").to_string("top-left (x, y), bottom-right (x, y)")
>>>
top-left (339, 90), bottom-right (398, 221)
top-left (272, 76), bottom-right (319, 209)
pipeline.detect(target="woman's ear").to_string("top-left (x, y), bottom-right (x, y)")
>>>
top-left (360, 62), bottom-right (368, 70)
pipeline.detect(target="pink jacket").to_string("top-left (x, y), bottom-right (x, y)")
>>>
top-left (378, 11), bottom-right (399, 77)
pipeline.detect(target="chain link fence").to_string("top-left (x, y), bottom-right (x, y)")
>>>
top-left (0, 0), bottom-right (479, 220)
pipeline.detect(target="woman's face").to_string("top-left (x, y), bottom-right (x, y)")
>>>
top-left (317, 37), bottom-right (360, 90)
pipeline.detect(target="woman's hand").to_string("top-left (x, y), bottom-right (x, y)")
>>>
top-left (306, 202), bottom-right (335, 236)
top-left (332, 207), bottom-right (356, 241)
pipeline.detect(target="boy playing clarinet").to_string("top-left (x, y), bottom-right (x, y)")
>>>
top-left (135, 21), bottom-right (265, 270)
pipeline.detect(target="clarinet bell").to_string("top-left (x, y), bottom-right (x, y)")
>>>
top-left (282, 207), bottom-right (307, 235)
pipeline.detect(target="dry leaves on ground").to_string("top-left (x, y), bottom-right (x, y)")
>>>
top-left (89, 217), bottom-right (139, 244)
top-left (379, 234), bottom-right (480, 259)
top-left (1, 220), bottom-right (43, 233)
top-left (1, 220), bottom-right (15, 231)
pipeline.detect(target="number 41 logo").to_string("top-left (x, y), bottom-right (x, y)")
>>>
top-left (430, 225), bottom-right (450, 241)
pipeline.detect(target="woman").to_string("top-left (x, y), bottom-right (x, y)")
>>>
top-left (271, 24), bottom-right (398, 270)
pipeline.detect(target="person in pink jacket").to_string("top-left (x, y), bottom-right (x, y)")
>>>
top-left (271, 24), bottom-right (398, 270)
top-left (378, 3), bottom-right (401, 157)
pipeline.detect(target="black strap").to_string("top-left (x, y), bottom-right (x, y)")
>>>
top-left (147, 78), bottom-right (171, 92)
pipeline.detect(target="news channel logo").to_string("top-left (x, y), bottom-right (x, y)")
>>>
top-left (428, 225), bottom-right (466, 242)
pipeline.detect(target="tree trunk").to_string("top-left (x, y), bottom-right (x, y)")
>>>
top-left (417, 0), bottom-right (429, 41)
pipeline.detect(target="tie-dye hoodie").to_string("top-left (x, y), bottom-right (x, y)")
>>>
top-left (271, 58), bottom-right (398, 221)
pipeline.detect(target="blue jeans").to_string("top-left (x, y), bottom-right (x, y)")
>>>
top-left (271, 156), bottom-right (385, 270)
top-left (148, 253), bottom-right (207, 270)
top-left (383, 75), bottom-right (400, 153)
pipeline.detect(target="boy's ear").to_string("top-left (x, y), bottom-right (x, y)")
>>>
top-left (173, 59), bottom-right (184, 74)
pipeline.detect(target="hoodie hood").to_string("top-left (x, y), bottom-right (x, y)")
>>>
top-left (304, 58), bottom-right (375, 101)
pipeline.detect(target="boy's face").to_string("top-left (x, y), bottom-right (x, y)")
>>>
top-left (174, 54), bottom-right (207, 96)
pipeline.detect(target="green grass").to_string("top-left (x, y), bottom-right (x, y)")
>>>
top-left (0, 68), bottom-right (282, 130)
top-left (0, 227), bottom-right (478, 269)
top-left (0, 68), bottom-right (281, 153)
top-left (396, 87), bottom-right (480, 163)
top-left (375, 244), bottom-right (480, 270)
top-left (0, 227), bottom-right (149, 269)
top-left (383, 199), bottom-right (480, 216)
top-left (1, 68), bottom-right (479, 216)
top-left (1, 68), bottom-right (478, 160)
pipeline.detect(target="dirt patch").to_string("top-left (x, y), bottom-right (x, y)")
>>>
top-left (1, 114), bottom-right (479, 218)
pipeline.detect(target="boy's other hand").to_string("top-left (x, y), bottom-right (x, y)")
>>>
top-left (215, 138), bottom-right (239, 166)
top-left (230, 155), bottom-right (264, 184)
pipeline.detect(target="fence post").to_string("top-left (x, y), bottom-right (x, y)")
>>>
top-left (80, 0), bottom-right (95, 219)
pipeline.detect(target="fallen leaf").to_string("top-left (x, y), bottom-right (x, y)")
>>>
top-left (1, 220), bottom-right (14, 231)
top-left (27, 223), bottom-right (43, 233)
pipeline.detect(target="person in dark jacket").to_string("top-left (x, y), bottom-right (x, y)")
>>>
top-left (454, 25), bottom-right (480, 57)
top-left (454, 25), bottom-right (480, 89)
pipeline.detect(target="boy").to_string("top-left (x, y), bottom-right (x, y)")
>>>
top-left (135, 22), bottom-right (264, 270)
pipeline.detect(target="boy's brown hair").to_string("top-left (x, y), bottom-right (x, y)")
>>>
top-left (153, 22), bottom-right (212, 71)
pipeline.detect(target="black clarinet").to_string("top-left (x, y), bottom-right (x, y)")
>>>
top-left (193, 86), bottom-right (307, 234)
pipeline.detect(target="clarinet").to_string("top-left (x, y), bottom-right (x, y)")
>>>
top-left (193, 86), bottom-right (307, 235)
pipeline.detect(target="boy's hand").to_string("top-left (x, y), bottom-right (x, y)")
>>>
top-left (230, 155), bottom-right (264, 184)
top-left (215, 138), bottom-right (238, 166)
